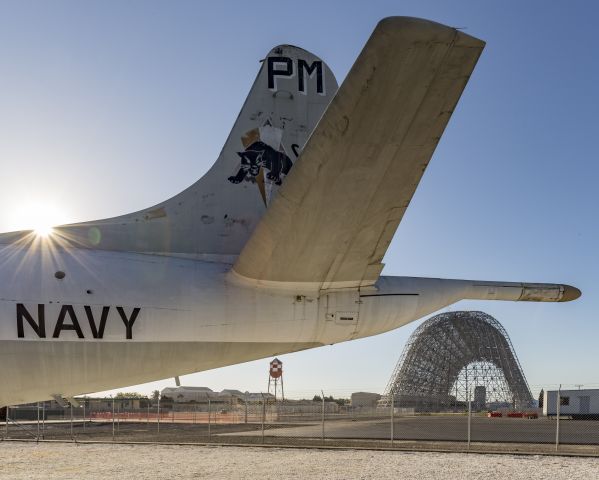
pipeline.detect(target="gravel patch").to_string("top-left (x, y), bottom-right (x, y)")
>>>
top-left (1, 442), bottom-right (598, 479)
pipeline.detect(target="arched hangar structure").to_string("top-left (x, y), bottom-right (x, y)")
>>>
top-left (380, 311), bottom-right (534, 411)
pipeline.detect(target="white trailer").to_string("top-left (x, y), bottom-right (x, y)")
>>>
top-left (544, 389), bottom-right (599, 419)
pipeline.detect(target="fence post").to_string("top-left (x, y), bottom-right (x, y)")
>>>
top-left (83, 402), bottom-right (86, 433)
top-left (260, 393), bottom-right (265, 444)
top-left (157, 395), bottom-right (161, 435)
top-left (390, 391), bottom-right (394, 447)
top-left (70, 403), bottom-right (74, 440)
top-left (5, 406), bottom-right (8, 438)
top-left (245, 393), bottom-right (248, 424)
top-left (321, 389), bottom-right (325, 445)
top-left (112, 396), bottom-right (115, 441)
top-left (208, 398), bottom-right (212, 441)
top-left (36, 402), bottom-right (40, 442)
top-left (467, 388), bottom-right (472, 451)
top-left (555, 384), bottom-right (561, 451)
top-left (42, 403), bottom-right (45, 439)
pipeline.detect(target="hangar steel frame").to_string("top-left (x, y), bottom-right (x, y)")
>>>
top-left (380, 311), bottom-right (534, 410)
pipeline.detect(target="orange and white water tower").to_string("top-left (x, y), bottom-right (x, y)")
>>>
top-left (267, 358), bottom-right (284, 401)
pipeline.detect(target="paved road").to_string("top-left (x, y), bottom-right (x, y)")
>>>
top-left (5, 415), bottom-right (599, 446)
top-left (232, 416), bottom-right (599, 444)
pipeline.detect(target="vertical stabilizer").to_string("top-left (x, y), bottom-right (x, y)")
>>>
top-left (5, 46), bottom-right (338, 260)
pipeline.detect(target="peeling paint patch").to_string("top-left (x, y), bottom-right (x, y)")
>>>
top-left (224, 217), bottom-right (250, 230)
top-left (144, 207), bottom-right (167, 220)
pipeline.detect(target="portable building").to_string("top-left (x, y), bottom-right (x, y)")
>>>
top-left (543, 389), bottom-right (599, 419)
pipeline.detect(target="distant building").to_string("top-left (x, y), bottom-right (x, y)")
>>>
top-left (89, 397), bottom-right (146, 410)
top-left (351, 392), bottom-right (381, 409)
top-left (160, 386), bottom-right (275, 406)
top-left (245, 392), bottom-right (275, 403)
top-left (544, 389), bottom-right (599, 419)
top-left (161, 386), bottom-right (215, 403)
top-left (473, 386), bottom-right (486, 410)
top-left (5, 396), bottom-right (149, 420)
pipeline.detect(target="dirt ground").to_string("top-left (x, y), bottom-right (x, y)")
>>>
top-left (1, 442), bottom-right (598, 480)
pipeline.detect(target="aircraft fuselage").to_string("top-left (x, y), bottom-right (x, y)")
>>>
top-left (0, 242), bottom-right (575, 406)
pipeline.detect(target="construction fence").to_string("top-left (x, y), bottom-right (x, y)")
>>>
top-left (2, 388), bottom-right (599, 455)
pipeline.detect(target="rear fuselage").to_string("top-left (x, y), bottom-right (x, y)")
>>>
top-left (0, 241), bottom-right (576, 406)
top-left (0, 243), bottom-right (432, 406)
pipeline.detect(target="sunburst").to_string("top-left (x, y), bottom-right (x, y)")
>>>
top-left (9, 201), bottom-right (68, 238)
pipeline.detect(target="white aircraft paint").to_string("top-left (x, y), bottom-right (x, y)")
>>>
top-left (0, 243), bottom-right (575, 406)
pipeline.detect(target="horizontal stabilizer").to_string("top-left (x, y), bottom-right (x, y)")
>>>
top-left (233, 17), bottom-right (485, 288)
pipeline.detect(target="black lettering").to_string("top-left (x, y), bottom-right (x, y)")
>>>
top-left (16, 304), bottom-right (46, 338)
top-left (117, 306), bottom-right (140, 340)
top-left (84, 306), bottom-right (110, 339)
top-left (291, 143), bottom-right (300, 157)
top-left (53, 305), bottom-right (84, 338)
top-left (298, 59), bottom-right (324, 94)
top-left (267, 56), bottom-right (293, 90)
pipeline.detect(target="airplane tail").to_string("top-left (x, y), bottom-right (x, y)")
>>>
top-left (0, 46), bottom-right (338, 261)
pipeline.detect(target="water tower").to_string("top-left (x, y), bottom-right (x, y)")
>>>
top-left (267, 358), bottom-right (284, 401)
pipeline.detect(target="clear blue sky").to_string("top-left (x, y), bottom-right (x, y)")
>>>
top-left (0, 0), bottom-right (597, 399)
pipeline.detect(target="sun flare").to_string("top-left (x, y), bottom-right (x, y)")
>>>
top-left (34, 223), bottom-right (54, 238)
top-left (9, 202), bottom-right (69, 237)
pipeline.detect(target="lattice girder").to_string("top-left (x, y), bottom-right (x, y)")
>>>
top-left (381, 311), bottom-right (533, 410)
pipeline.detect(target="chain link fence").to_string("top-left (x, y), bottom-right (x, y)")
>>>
top-left (2, 385), bottom-right (599, 455)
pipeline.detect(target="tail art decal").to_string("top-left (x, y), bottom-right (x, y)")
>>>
top-left (229, 125), bottom-right (295, 206)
